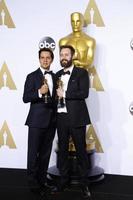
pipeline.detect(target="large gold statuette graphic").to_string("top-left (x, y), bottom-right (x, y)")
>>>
top-left (59, 12), bottom-right (96, 70)
top-left (59, 12), bottom-right (103, 153)
top-left (59, 11), bottom-right (104, 91)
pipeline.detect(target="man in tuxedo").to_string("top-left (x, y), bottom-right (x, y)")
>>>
top-left (56, 45), bottom-right (92, 199)
top-left (23, 47), bottom-right (56, 197)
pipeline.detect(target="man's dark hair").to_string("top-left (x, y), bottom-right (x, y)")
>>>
top-left (60, 45), bottom-right (75, 57)
top-left (38, 48), bottom-right (54, 60)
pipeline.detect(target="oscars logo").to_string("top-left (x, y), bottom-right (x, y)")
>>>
top-left (0, 0), bottom-right (15, 28)
top-left (84, 0), bottom-right (105, 27)
top-left (39, 36), bottom-right (56, 51)
top-left (0, 62), bottom-right (17, 90)
top-left (0, 121), bottom-right (16, 149)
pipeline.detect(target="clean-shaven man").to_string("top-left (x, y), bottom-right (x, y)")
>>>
top-left (23, 47), bottom-right (56, 198)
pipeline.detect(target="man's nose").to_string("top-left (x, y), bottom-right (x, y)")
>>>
top-left (44, 58), bottom-right (48, 62)
top-left (61, 55), bottom-right (66, 59)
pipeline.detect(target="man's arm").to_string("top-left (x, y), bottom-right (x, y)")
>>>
top-left (66, 69), bottom-right (89, 100)
top-left (23, 74), bottom-right (40, 103)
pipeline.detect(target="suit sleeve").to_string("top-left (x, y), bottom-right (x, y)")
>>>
top-left (66, 69), bottom-right (89, 100)
top-left (23, 74), bottom-right (40, 103)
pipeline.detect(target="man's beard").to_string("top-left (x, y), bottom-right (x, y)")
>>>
top-left (60, 59), bottom-right (73, 68)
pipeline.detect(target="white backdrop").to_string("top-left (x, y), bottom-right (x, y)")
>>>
top-left (0, 0), bottom-right (133, 176)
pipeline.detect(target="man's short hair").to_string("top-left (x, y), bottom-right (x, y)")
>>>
top-left (60, 45), bottom-right (75, 57)
top-left (38, 48), bottom-right (54, 60)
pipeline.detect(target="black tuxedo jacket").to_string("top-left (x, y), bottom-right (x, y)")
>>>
top-left (23, 68), bottom-right (56, 128)
top-left (56, 66), bottom-right (90, 127)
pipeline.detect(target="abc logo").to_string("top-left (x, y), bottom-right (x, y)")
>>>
top-left (130, 39), bottom-right (133, 50)
top-left (39, 37), bottom-right (56, 51)
top-left (129, 102), bottom-right (133, 115)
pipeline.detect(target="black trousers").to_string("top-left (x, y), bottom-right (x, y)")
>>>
top-left (57, 113), bottom-right (89, 186)
top-left (27, 126), bottom-right (55, 186)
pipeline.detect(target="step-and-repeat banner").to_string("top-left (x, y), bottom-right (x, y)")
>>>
top-left (0, 0), bottom-right (133, 176)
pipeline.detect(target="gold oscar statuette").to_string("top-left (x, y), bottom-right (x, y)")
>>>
top-left (43, 77), bottom-right (48, 103)
top-left (57, 77), bottom-right (65, 108)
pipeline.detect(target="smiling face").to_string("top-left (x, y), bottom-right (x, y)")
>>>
top-left (71, 12), bottom-right (84, 32)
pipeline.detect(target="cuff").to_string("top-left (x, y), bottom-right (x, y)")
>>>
top-left (38, 89), bottom-right (42, 98)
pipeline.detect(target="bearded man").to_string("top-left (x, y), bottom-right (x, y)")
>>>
top-left (55, 45), bottom-right (92, 200)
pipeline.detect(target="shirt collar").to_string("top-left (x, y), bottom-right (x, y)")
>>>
top-left (40, 67), bottom-right (51, 75)
top-left (64, 65), bottom-right (74, 74)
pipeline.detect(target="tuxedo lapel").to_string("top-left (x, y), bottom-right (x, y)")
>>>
top-left (67, 66), bottom-right (77, 91)
top-left (36, 68), bottom-right (43, 86)
top-left (36, 68), bottom-right (56, 98)
top-left (51, 73), bottom-right (56, 98)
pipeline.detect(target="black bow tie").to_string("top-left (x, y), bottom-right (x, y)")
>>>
top-left (62, 70), bottom-right (70, 75)
top-left (44, 70), bottom-right (52, 75)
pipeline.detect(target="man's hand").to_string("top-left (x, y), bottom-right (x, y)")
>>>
top-left (39, 84), bottom-right (48, 95)
top-left (57, 87), bottom-right (64, 98)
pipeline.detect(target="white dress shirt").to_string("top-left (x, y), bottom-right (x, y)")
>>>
top-left (38, 67), bottom-right (53, 97)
